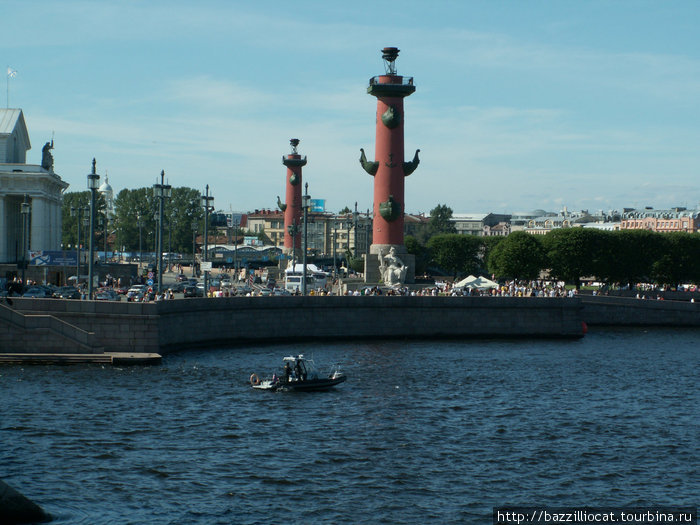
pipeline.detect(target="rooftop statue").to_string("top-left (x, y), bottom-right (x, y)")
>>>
top-left (41, 140), bottom-right (54, 171)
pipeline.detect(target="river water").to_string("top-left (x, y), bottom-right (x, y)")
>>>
top-left (2, 328), bottom-right (698, 524)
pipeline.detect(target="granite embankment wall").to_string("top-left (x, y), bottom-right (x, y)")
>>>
top-left (4, 296), bottom-right (584, 354)
top-left (580, 295), bottom-right (700, 327)
top-left (3, 296), bottom-right (698, 355)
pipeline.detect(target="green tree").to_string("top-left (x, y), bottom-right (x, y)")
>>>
top-left (542, 228), bottom-right (607, 288)
top-left (651, 232), bottom-right (700, 285)
top-left (61, 191), bottom-right (106, 249)
top-left (428, 204), bottom-right (456, 236)
top-left (600, 230), bottom-right (666, 287)
top-left (405, 235), bottom-right (430, 277)
top-left (427, 233), bottom-right (481, 278)
top-left (111, 186), bottom-right (203, 254)
top-left (488, 231), bottom-right (545, 280)
top-left (479, 236), bottom-right (505, 275)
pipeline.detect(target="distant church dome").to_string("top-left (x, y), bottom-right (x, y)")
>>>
top-left (99, 174), bottom-right (113, 195)
top-left (99, 173), bottom-right (115, 219)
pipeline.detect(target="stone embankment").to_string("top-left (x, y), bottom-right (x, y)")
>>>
top-left (1, 295), bottom-right (697, 356)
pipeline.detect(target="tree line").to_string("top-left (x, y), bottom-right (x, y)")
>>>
top-left (61, 187), bottom-right (242, 255)
top-left (406, 205), bottom-right (700, 288)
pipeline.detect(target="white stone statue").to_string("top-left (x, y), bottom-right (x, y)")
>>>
top-left (378, 246), bottom-right (407, 286)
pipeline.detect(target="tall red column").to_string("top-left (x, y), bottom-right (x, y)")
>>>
top-left (281, 139), bottom-right (306, 257)
top-left (360, 47), bottom-right (420, 283)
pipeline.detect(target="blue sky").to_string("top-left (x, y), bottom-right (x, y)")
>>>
top-left (3, 0), bottom-right (699, 216)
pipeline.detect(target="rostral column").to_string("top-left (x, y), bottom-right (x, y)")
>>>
top-left (360, 47), bottom-right (420, 283)
top-left (280, 138), bottom-right (306, 261)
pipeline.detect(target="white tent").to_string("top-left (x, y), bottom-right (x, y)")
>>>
top-left (454, 275), bottom-right (499, 290)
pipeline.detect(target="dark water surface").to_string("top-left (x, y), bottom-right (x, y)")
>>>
top-left (2, 328), bottom-right (698, 524)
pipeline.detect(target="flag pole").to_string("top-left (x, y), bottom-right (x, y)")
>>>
top-left (6, 67), bottom-right (17, 108)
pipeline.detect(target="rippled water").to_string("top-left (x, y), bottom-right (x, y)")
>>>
top-left (2, 328), bottom-right (698, 524)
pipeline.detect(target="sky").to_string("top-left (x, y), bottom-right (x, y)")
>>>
top-left (3, 0), bottom-right (699, 216)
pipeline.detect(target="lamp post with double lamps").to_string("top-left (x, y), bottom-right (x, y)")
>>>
top-left (70, 206), bottom-right (88, 285)
top-left (20, 194), bottom-right (30, 285)
top-left (200, 185), bottom-right (214, 296)
top-left (153, 170), bottom-right (172, 294)
top-left (302, 182), bottom-right (310, 296)
top-left (87, 159), bottom-right (100, 299)
top-left (191, 221), bottom-right (198, 278)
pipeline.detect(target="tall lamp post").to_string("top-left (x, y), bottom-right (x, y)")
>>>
top-left (333, 221), bottom-right (338, 277)
top-left (137, 213), bottom-right (143, 270)
top-left (200, 185), bottom-right (214, 296)
top-left (302, 182), bottom-right (310, 295)
top-left (70, 206), bottom-right (88, 285)
top-left (233, 218), bottom-right (239, 273)
top-left (353, 201), bottom-right (358, 258)
top-left (191, 221), bottom-right (198, 278)
top-left (153, 170), bottom-right (172, 294)
top-left (87, 159), bottom-right (100, 300)
top-left (20, 194), bottom-right (30, 285)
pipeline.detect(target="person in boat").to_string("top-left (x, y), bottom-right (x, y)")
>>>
top-left (294, 358), bottom-right (306, 381)
top-left (283, 362), bottom-right (292, 383)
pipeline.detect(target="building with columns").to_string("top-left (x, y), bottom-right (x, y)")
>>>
top-left (0, 108), bottom-right (69, 264)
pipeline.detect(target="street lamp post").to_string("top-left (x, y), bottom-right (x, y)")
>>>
top-left (353, 201), bottom-right (358, 258)
top-left (233, 218), bottom-right (239, 272)
top-left (287, 222), bottom-right (299, 271)
top-left (302, 182), bottom-right (310, 295)
top-left (191, 221), bottom-right (198, 278)
top-left (365, 208), bottom-right (372, 259)
top-left (20, 194), bottom-right (30, 285)
top-left (70, 206), bottom-right (88, 285)
top-left (87, 159), bottom-right (100, 299)
top-left (200, 185), bottom-right (214, 296)
top-left (153, 170), bottom-right (172, 294)
top-left (168, 216), bottom-right (175, 274)
top-left (333, 221), bottom-right (338, 278)
top-left (137, 213), bottom-right (143, 270)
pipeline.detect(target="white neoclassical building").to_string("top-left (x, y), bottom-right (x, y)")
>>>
top-left (0, 108), bottom-right (69, 264)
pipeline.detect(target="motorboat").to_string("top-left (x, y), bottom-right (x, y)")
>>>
top-left (250, 354), bottom-right (346, 392)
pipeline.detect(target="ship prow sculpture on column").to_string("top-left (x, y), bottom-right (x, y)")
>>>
top-left (360, 47), bottom-right (419, 285)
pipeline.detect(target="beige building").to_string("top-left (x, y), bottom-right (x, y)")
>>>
top-left (246, 209), bottom-right (372, 258)
top-left (0, 109), bottom-right (69, 264)
top-left (620, 207), bottom-right (699, 233)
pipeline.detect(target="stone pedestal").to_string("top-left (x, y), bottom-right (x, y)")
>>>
top-left (364, 244), bottom-right (415, 285)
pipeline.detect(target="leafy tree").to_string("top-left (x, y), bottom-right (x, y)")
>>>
top-left (488, 231), bottom-right (545, 280)
top-left (348, 257), bottom-right (364, 273)
top-left (479, 236), bottom-right (505, 275)
top-left (339, 206), bottom-right (352, 214)
top-left (651, 232), bottom-right (700, 285)
top-left (427, 233), bottom-right (481, 278)
top-left (542, 228), bottom-right (607, 288)
top-left (61, 191), bottom-right (106, 249)
top-left (405, 235), bottom-right (430, 276)
top-left (110, 186), bottom-right (203, 254)
top-left (600, 229), bottom-right (666, 287)
top-left (428, 204), bottom-right (456, 236)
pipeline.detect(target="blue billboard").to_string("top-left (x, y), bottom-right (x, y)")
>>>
top-left (310, 199), bottom-right (325, 212)
top-left (29, 250), bottom-right (78, 266)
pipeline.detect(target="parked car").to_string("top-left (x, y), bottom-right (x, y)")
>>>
top-left (53, 286), bottom-right (81, 300)
top-left (168, 282), bottom-right (188, 293)
top-left (126, 285), bottom-right (147, 302)
top-left (95, 289), bottom-right (121, 301)
top-left (183, 285), bottom-right (203, 298)
top-left (23, 286), bottom-right (51, 298)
